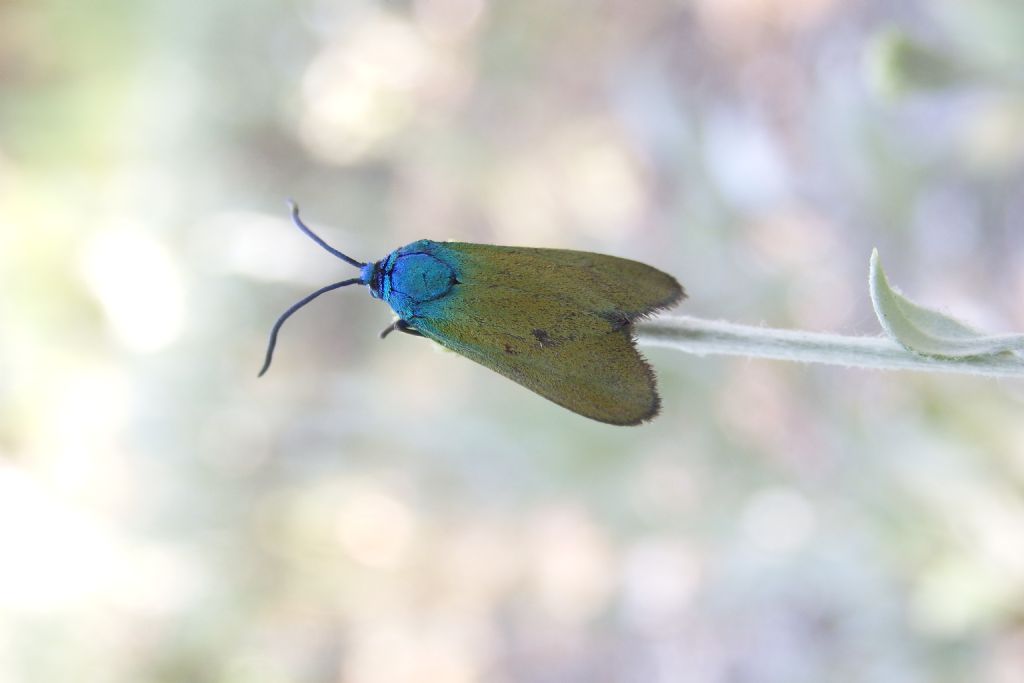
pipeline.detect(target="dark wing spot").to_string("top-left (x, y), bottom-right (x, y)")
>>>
top-left (601, 311), bottom-right (632, 331)
top-left (532, 329), bottom-right (555, 348)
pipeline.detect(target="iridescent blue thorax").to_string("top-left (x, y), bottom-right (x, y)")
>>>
top-left (364, 240), bottom-right (458, 319)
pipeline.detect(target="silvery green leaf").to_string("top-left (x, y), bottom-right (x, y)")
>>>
top-left (869, 249), bottom-right (1024, 358)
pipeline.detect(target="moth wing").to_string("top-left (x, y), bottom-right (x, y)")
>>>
top-left (438, 243), bottom-right (685, 318)
top-left (408, 283), bottom-right (662, 425)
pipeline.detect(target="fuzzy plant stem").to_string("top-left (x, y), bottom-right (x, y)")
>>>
top-left (636, 316), bottom-right (1024, 378)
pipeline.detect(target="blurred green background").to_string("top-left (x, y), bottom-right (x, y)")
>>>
top-left (3, 0), bottom-right (1024, 681)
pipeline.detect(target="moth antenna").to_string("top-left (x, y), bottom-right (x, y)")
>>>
top-left (258, 278), bottom-right (363, 377)
top-left (287, 199), bottom-right (367, 268)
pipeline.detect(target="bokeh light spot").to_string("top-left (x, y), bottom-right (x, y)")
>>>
top-left (80, 228), bottom-right (185, 353)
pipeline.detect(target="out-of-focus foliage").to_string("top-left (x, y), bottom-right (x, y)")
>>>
top-left (2, 0), bottom-right (1024, 681)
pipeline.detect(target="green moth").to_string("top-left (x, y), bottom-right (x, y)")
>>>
top-left (260, 203), bottom-right (685, 425)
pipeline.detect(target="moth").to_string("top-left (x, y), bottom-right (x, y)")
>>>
top-left (260, 203), bottom-right (684, 425)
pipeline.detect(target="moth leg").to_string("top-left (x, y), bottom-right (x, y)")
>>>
top-left (379, 319), bottom-right (424, 339)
